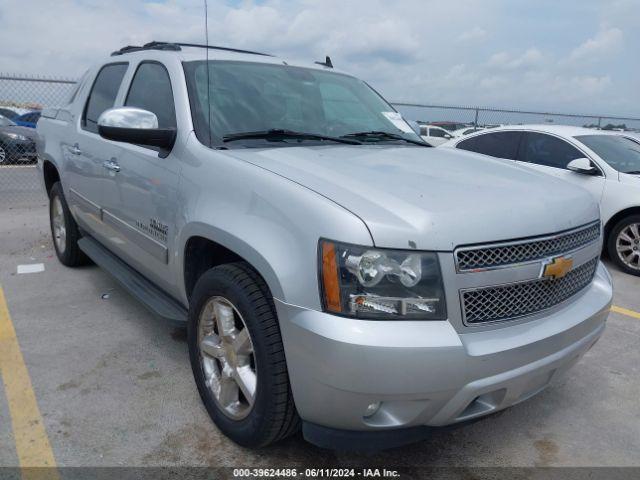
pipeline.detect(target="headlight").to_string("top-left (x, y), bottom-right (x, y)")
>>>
top-left (319, 239), bottom-right (447, 320)
top-left (6, 133), bottom-right (28, 141)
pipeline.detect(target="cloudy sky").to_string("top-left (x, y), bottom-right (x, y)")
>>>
top-left (1, 0), bottom-right (637, 115)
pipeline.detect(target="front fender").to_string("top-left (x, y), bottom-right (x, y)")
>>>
top-left (175, 138), bottom-right (373, 309)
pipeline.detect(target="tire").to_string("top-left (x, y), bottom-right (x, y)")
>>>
top-left (0, 144), bottom-right (9, 165)
top-left (49, 182), bottom-right (89, 267)
top-left (607, 214), bottom-right (640, 276)
top-left (188, 262), bottom-right (300, 447)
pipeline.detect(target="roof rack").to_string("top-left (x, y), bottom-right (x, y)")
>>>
top-left (110, 41), bottom-right (181, 56)
top-left (110, 41), bottom-right (272, 57)
top-left (175, 43), bottom-right (273, 57)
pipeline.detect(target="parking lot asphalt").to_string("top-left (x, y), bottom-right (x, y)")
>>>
top-left (1, 193), bottom-right (639, 468)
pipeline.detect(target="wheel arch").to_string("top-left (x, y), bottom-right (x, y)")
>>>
top-left (42, 160), bottom-right (61, 196)
top-left (181, 225), bottom-right (285, 305)
top-left (603, 207), bottom-right (640, 248)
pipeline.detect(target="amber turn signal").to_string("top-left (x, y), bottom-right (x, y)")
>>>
top-left (321, 241), bottom-right (342, 313)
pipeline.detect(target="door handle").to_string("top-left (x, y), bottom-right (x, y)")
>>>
top-left (69, 143), bottom-right (82, 155)
top-left (103, 160), bottom-right (121, 173)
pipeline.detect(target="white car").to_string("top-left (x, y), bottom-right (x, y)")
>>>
top-left (418, 124), bottom-right (455, 146)
top-left (441, 125), bottom-right (640, 276)
top-left (450, 126), bottom-right (483, 137)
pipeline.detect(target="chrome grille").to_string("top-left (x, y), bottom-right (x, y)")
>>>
top-left (461, 258), bottom-right (598, 325)
top-left (456, 222), bottom-right (600, 271)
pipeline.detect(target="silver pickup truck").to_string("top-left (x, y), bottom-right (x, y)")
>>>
top-left (37, 41), bottom-right (612, 450)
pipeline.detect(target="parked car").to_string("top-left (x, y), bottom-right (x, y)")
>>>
top-left (418, 124), bottom-right (454, 146)
top-left (428, 121), bottom-right (470, 132)
top-left (441, 125), bottom-right (640, 276)
top-left (37, 42), bottom-right (611, 449)
top-left (0, 107), bottom-right (19, 120)
top-left (0, 114), bottom-right (38, 164)
top-left (451, 126), bottom-right (483, 137)
top-left (14, 110), bottom-right (41, 128)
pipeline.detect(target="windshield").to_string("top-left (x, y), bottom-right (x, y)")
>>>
top-left (0, 115), bottom-right (16, 127)
top-left (576, 134), bottom-right (640, 174)
top-left (183, 60), bottom-right (422, 147)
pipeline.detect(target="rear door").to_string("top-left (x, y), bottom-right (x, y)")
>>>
top-left (516, 131), bottom-right (606, 204)
top-left (65, 62), bottom-right (128, 238)
top-left (456, 131), bottom-right (523, 160)
top-left (98, 60), bottom-right (181, 293)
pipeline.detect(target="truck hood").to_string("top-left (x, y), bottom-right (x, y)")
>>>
top-left (226, 145), bottom-right (599, 250)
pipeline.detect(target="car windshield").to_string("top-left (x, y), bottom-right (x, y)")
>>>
top-left (183, 60), bottom-right (423, 147)
top-left (576, 134), bottom-right (640, 174)
top-left (0, 115), bottom-right (16, 127)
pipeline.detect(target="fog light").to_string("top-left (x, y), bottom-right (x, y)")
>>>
top-left (364, 401), bottom-right (381, 418)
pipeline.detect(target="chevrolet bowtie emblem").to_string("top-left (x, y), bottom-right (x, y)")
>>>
top-left (542, 256), bottom-right (574, 280)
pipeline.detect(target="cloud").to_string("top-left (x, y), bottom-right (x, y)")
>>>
top-left (457, 26), bottom-right (487, 42)
top-left (569, 27), bottom-right (623, 61)
top-left (488, 48), bottom-right (544, 69)
top-left (0, 0), bottom-right (636, 116)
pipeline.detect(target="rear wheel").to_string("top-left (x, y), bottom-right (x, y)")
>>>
top-left (49, 182), bottom-right (89, 267)
top-left (608, 215), bottom-right (640, 276)
top-left (188, 262), bottom-right (300, 447)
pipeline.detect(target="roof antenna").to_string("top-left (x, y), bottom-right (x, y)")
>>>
top-left (204, 0), bottom-right (212, 147)
top-left (315, 56), bottom-right (333, 68)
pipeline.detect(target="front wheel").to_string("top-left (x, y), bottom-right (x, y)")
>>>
top-left (608, 215), bottom-right (640, 276)
top-left (188, 262), bottom-right (300, 447)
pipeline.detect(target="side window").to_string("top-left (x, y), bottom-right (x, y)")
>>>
top-left (67, 70), bottom-right (89, 105)
top-left (125, 62), bottom-right (176, 129)
top-left (457, 131), bottom-right (522, 160)
top-left (430, 128), bottom-right (446, 138)
top-left (519, 132), bottom-right (583, 169)
top-left (83, 63), bottom-right (128, 133)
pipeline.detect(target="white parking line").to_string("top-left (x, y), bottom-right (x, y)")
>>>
top-left (16, 264), bottom-right (45, 274)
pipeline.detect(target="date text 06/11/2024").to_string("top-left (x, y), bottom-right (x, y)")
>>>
top-left (232, 468), bottom-right (401, 478)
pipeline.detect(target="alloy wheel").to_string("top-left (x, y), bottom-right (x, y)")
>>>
top-left (51, 196), bottom-right (67, 254)
top-left (616, 223), bottom-right (640, 271)
top-left (198, 296), bottom-right (257, 420)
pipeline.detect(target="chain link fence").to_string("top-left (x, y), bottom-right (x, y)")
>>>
top-left (0, 74), bottom-right (77, 207)
top-left (393, 102), bottom-right (640, 132)
top-left (1, 73), bottom-right (640, 208)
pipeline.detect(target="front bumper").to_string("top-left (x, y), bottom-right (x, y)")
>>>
top-left (275, 262), bottom-right (612, 443)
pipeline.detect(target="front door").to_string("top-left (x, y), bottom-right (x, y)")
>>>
top-left (98, 61), bottom-right (181, 294)
top-left (515, 131), bottom-right (606, 205)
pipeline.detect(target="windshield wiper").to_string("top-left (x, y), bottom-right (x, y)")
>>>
top-left (340, 130), bottom-right (431, 147)
top-left (223, 129), bottom-right (361, 145)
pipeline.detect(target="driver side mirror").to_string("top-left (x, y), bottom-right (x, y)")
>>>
top-left (567, 158), bottom-right (599, 176)
top-left (97, 107), bottom-right (176, 153)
